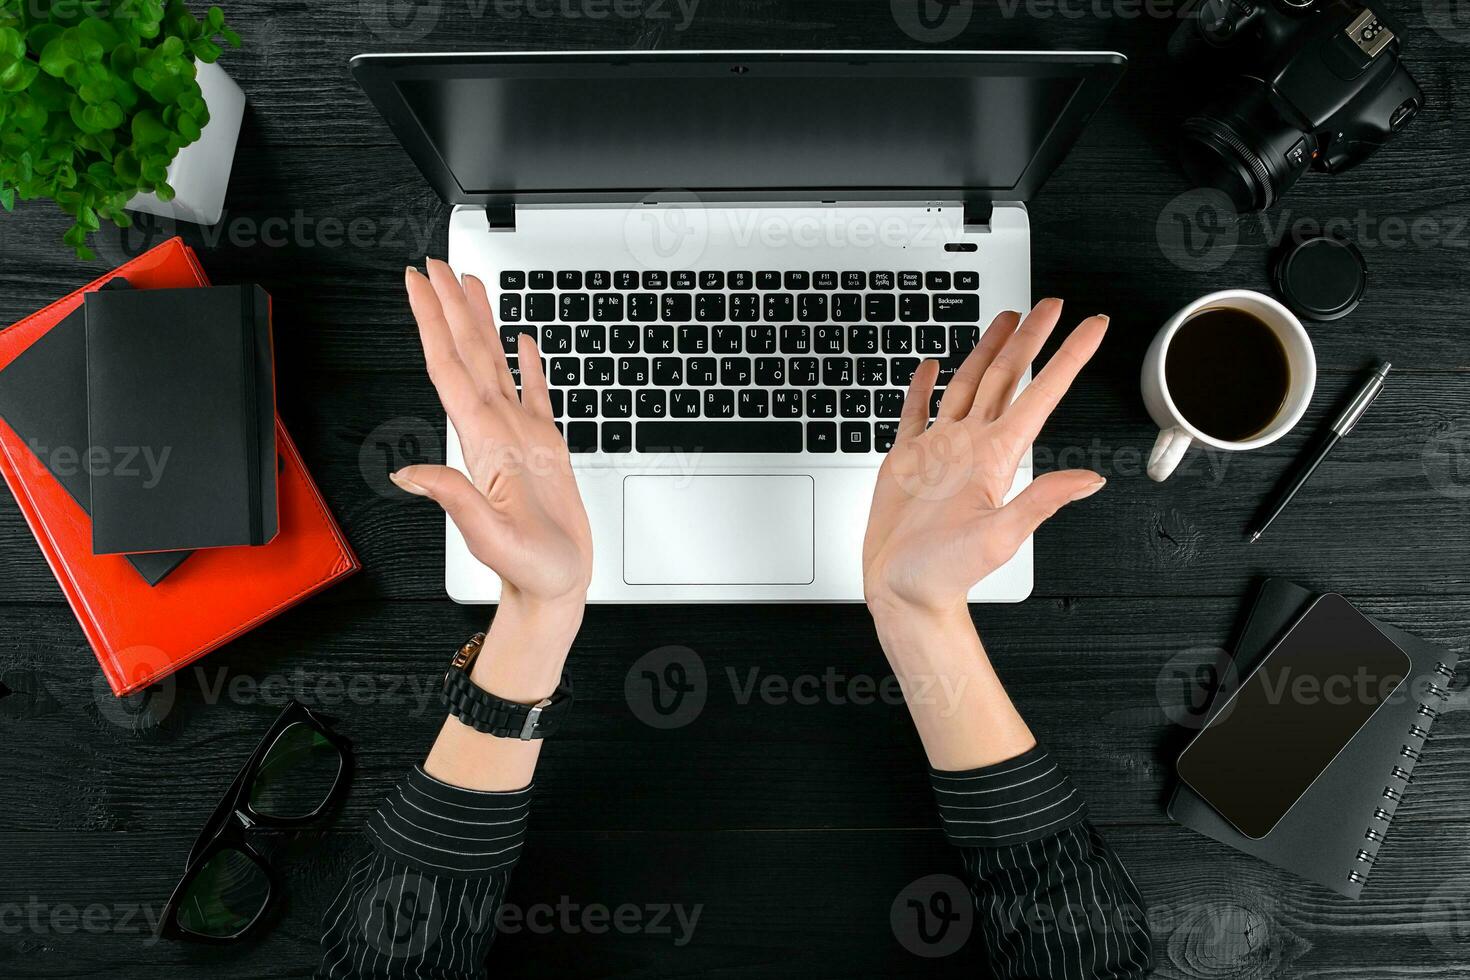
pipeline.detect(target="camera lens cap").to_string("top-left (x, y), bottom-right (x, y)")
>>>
top-left (1272, 234), bottom-right (1368, 322)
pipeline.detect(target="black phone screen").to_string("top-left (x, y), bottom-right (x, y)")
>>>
top-left (1176, 593), bottom-right (1411, 839)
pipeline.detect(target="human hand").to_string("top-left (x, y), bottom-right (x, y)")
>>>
top-left (393, 260), bottom-right (593, 634)
top-left (863, 299), bottom-right (1108, 620)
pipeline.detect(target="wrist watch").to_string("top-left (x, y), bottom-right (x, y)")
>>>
top-left (442, 633), bottom-right (574, 740)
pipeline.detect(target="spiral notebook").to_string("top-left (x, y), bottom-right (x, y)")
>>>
top-left (1167, 578), bottom-right (1457, 898)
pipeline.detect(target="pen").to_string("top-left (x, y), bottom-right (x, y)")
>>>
top-left (1247, 361), bottom-right (1391, 543)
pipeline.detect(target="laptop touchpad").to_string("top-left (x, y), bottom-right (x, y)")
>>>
top-left (623, 475), bottom-right (815, 586)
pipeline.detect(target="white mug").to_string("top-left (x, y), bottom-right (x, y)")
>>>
top-left (1141, 289), bottom-right (1316, 482)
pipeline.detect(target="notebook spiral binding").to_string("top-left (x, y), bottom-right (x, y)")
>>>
top-left (1348, 662), bottom-right (1455, 886)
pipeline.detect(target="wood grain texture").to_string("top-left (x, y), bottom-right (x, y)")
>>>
top-left (3, 0), bottom-right (1470, 976)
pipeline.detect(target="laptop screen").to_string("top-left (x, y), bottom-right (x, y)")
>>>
top-left (352, 52), bottom-right (1125, 204)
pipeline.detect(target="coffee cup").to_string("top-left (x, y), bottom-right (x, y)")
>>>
top-left (1142, 289), bottom-right (1316, 482)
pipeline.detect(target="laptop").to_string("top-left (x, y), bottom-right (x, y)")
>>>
top-left (351, 51), bottom-right (1125, 603)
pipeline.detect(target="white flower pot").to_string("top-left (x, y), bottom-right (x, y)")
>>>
top-left (126, 60), bottom-right (245, 226)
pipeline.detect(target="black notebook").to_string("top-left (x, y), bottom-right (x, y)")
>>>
top-left (0, 279), bottom-right (191, 585)
top-left (1168, 579), bottom-right (1457, 898)
top-left (83, 285), bottom-right (277, 555)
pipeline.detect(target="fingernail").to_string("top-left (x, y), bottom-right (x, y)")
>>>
top-left (1070, 477), bottom-right (1106, 502)
top-left (1094, 314), bottom-right (1111, 326)
top-left (405, 265), bottom-right (418, 278)
top-left (389, 470), bottom-right (429, 497)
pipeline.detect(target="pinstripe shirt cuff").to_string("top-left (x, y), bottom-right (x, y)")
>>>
top-left (364, 765), bottom-right (531, 877)
top-left (930, 746), bottom-right (1088, 847)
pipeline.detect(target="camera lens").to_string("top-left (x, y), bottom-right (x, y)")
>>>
top-left (1180, 84), bottom-right (1311, 212)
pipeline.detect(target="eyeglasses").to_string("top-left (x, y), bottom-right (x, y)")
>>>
top-left (159, 700), bottom-right (351, 942)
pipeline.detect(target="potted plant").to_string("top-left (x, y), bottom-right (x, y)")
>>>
top-left (0, 0), bottom-right (242, 259)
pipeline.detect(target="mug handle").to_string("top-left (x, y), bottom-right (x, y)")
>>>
top-left (1148, 427), bottom-right (1193, 482)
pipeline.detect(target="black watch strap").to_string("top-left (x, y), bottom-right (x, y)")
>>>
top-left (442, 633), bottom-right (573, 740)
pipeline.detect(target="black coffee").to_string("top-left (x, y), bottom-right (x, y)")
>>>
top-left (1165, 308), bottom-right (1290, 442)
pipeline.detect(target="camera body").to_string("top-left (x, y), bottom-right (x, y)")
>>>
top-left (1173, 0), bottom-right (1423, 212)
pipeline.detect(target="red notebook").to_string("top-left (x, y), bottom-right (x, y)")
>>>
top-left (0, 238), bottom-right (360, 696)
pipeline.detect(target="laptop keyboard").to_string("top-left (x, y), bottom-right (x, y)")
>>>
top-left (496, 269), bottom-right (982, 454)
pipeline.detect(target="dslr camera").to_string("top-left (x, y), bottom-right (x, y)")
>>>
top-left (1172, 0), bottom-right (1423, 212)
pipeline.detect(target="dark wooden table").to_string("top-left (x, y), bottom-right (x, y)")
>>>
top-left (3, 2), bottom-right (1469, 977)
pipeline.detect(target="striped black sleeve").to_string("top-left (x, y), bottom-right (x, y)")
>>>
top-left (931, 746), bottom-right (1155, 979)
top-left (317, 766), bottom-right (531, 979)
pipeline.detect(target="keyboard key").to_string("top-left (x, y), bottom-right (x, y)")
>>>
top-left (549, 389), bottom-right (564, 417)
top-left (653, 357), bottom-right (684, 386)
top-left (704, 390), bottom-right (735, 418)
top-left (822, 357), bottom-right (854, 387)
top-left (772, 389), bottom-right (802, 417)
top-left (917, 325), bottom-right (946, 354)
top-left (869, 271), bottom-right (895, 290)
top-left (499, 294), bottom-right (522, 321)
top-left (586, 271), bottom-right (611, 289)
top-left (728, 271), bottom-right (753, 289)
top-left (643, 325), bottom-right (675, 355)
top-left (566, 389), bottom-right (598, 417)
top-left (811, 325), bottom-right (843, 355)
top-left (882, 325), bottom-right (913, 354)
top-left (763, 294), bottom-right (794, 322)
top-left (784, 271), bottom-right (810, 290)
top-left (628, 294), bottom-right (659, 321)
top-left (925, 271), bottom-right (951, 290)
top-left (738, 389), bottom-right (769, 418)
top-left (780, 325), bottom-right (811, 354)
top-left (720, 356), bottom-right (753, 386)
top-left (929, 387), bottom-right (945, 417)
top-left (950, 325), bottom-right (981, 356)
top-left (756, 271), bottom-right (782, 290)
top-left (831, 294), bottom-right (862, 322)
top-left (687, 357), bottom-right (717, 385)
top-left (695, 293), bottom-right (726, 322)
top-left (745, 324), bottom-right (777, 354)
top-left (955, 271), bottom-right (980, 290)
top-left (670, 389), bottom-right (701, 417)
top-left (602, 421), bottom-right (632, 453)
top-left (841, 421), bottom-right (872, 452)
top-left (637, 421), bottom-right (803, 453)
top-left (937, 358), bottom-right (959, 386)
top-left (841, 271), bottom-right (866, 290)
top-left (841, 390), bottom-right (871, 418)
top-left (526, 293), bottom-right (556, 321)
top-left (788, 357), bottom-right (818, 385)
top-left (864, 294), bottom-right (896, 321)
top-left (847, 325), bottom-right (878, 354)
top-left (891, 358), bottom-right (920, 386)
top-left (618, 357), bottom-right (649, 386)
top-left (575, 325), bottom-right (606, 353)
top-left (558, 293), bottom-right (589, 322)
top-left (700, 271), bottom-right (725, 290)
top-left (643, 271), bottom-right (668, 289)
top-left (501, 271), bottom-right (526, 289)
top-left (602, 390), bottom-right (632, 418)
top-left (671, 270), bottom-right (696, 290)
top-left (557, 270), bottom-right (582, 290)
top-left (813, 271), bottom-right (838, 291)
top-left (755, 357), bottom-right (785, 386)
top-left (567, 421), bottom-right (598, 452)
top-left (550, 357), bottom-right (579, 386)
top-left (899, 294), bottom-right (930, 322)
top-left (934, 294), bottom-right (980, 321)
top-left (585, 357), bottom-right (616, 385)
top-left (636, 390), bottom-right (667, 418)
top-left (858, 358), bottom-right (887, 386)
top-left (875, 389), bottom-right (905, 418)
top-left (529, 270), bottom-right (554, 290)
top-left (797, 294), bottom-right (828, 322)
top-left (592, 293), bottom-right (624, 321)
top-left (614, 270), bottom-right (639, 290)
top-left (875, 421), bottom-right (899, 453)
top-left (678, 325), bottom-right (709, 354)
top-left (610, 324), bottom-right (640, 353)
top-left (898, 272), bottom-right (923, 290)
top-left (806, 389), bottom-right (836, 418)
top-left (730, 293), bottom-right (760, 321)
top-left (807, 421), bottom-right (837, 453)
top-left (661, 293), bottom-right (692, 322)
top-left (712, 324), bottom-right (743, 353)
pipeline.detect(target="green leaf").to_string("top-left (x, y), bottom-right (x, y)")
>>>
top-left (0, 185), bottom-right (13, 212)
top-left (38, 36), bottom-right (77, 78)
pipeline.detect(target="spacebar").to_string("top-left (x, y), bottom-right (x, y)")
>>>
top-left (636, 421), bottom-right (803, 453)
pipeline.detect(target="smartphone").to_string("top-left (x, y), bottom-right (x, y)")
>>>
top-left (1175, 593), bottom-right (1411, 840)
